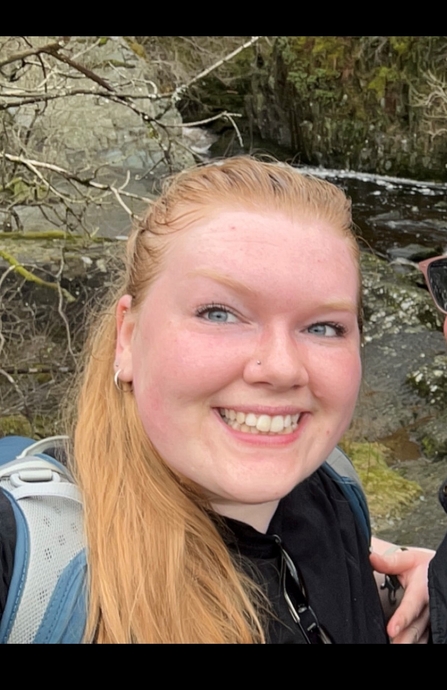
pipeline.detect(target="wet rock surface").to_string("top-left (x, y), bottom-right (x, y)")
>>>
top-left (354, 253), bottom-right (447, 548)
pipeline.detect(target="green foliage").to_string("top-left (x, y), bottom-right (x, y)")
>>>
top-left (0, 414), bottom-right (60, 439)
top-left (1, 177), bottom-right (48, 203)
top-left (278, 36), bottom-right (346, 99)
top-left (367, 66), bottom-right (400, 101)
top-left (125, 39), bottom-right (147, 60)
top-left (389, 36), bottom-right (413, 57)
top-left (340, 440), bottom-right (422, 519)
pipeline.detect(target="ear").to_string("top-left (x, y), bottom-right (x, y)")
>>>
top-left (115, 295), bottom-right (134, 383)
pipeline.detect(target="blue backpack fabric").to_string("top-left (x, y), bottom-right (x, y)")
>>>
top-left (321, 446), bottom-right (371, 545)
top-left (0, 436), bottom-right (370, 644)
top-left (0, 436), bottom-right (87, 644)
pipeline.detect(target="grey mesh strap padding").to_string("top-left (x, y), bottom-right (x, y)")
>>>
top-left (325, 446), bottom-right (362, 485)
top-left (0, 451), bottom-right (85, 644)
top-left (15, 436), bottom-right (71, 460)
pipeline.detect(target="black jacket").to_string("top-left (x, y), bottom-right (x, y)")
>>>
top-left (221, 466), bottom-right (387, 643)
top-left (429, 478), bottom-right (447, 644)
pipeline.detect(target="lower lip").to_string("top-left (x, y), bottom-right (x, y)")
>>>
top-left (213, 410), bottom-right (308, 446)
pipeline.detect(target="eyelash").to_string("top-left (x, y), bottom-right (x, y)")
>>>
top-left (195, 303), bottom-right (238, 320)
top-left (195, 306), bottom-right (347, 338)
top-left (308, 322), bottom-right (347, 337)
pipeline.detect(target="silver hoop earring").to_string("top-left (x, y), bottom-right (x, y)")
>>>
top-left (114, 369), bottom-right (132, 393)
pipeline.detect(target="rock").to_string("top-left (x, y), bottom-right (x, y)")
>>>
top-left (387, 244), bottom-right (443, 262)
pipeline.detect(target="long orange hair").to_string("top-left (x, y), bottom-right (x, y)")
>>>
top-left (71, 156), bottom-right (360, 643)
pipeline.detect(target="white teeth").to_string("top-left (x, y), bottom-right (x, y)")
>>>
top-left (219, 409), bottom-right (301, 435)
top-left (245, 413), bottom-right (257, 427)
top-left (270, 415), bottom-right (285, 433)
top-left (256, 414), bottom-right (271, 432)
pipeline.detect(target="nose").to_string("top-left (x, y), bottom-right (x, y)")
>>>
top-left (243, 325), bottom-right (309, 390)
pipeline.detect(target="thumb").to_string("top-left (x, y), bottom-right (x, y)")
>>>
top-left (369, 549), bottom-right (412, 578)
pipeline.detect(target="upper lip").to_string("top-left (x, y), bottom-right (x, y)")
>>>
top-left (216, 405), bottom-right (305, 416)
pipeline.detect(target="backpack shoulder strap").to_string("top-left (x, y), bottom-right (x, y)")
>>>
top-left (0, 436), bottom-right (87, 644)
top-left (321, 446), bottom-right (371, 546)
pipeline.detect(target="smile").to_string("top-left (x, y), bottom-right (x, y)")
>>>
top-left (219, 409), bottom-right (300, 435)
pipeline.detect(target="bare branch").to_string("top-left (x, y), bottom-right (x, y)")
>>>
top-left (0, 368), bottom-right (29, 417)
top-left (0, 41), bottom-right (63, 69)
top-left (172, 36), bottom-right (262, 99)
top-left (226, 114), bottom-right (244, 147)
top-left (163, 111), bottom-right (242, 128)
top-left (0, 249), bottom-right (75, 302)
top-left (44, 45), bottom-right (115, 92)
top-left (55, 250), bottom-right (76, 363)
top-left (1, 153), bottom-right (152, 204)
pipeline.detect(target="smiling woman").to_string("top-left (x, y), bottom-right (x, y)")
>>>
top-left (3, 156), bottom-right (431, 644)
top-left (116, 206), bottom-right (361, 534)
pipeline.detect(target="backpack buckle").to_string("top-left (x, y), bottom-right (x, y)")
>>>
top-left (10, 468), bottom-right (61, 487)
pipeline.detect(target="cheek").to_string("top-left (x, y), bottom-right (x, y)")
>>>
top-left (311, 349), bottom-right (362, 405)
top-left (131, 325), bottom-right (235, 417)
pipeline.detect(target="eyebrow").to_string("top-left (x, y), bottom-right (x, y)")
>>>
top-left (319, 300), bottom-right (358, 314)
top-left (188, 270), bottom-right (358, 313)
top-left (187, 269), bottom-right (256, 296)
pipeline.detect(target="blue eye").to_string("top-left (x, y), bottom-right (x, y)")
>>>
top-left (307, 322), bottom-right (346, 337)
top-left (196, 304), bottom-right (238, 323)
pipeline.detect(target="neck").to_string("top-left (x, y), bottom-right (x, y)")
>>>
top-left (210, 499), bottom-right (279, 533)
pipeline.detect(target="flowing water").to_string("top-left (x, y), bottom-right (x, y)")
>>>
top-left (294, 166), bottom-right (447, 257)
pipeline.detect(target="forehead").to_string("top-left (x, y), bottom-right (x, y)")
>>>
top-left (154, 209), bottom-right (359, 304)
top-left (167, 208), bottom-right (354, 265)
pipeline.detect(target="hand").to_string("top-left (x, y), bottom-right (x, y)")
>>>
top-left (370, 543), bottom-right (434, 644)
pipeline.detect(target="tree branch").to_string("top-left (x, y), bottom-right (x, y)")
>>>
top-left (172, 36), bottom-right (262, 99)
top-left (0, 41), bottom-right (63, 69)
top-left (0, 249), bottom-right (75, 302)
top-left (1, 152), bottom-right (152, 204)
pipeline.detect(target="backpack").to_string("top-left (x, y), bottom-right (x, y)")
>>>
top-left (0, 435), bottom-right (370, 644)
top-left (0, 436), bottom-right (87, 644)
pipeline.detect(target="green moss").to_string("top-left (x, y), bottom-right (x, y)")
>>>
top-left (0, 414), bottom-right (62, 440)
top-left (124, 39), bottom-right (147, 60)
top-left (0, 415), bottom-right (33, 438)
top-left (339, 440), bottom-right (422, 519)
top-left (389, 36), bottom-right (413, 57)
top-left (367, 66), bottom-right (400, 101)
top-left (421, 435), bottom-right (447, 461)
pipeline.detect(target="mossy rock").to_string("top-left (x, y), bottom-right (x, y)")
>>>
top-left (0, 415), bottom-right (62, 440)
top-left (0, 415), bottom-right (33, 438)
top-left (418, 413), bottom-right (447, 461)
top-left (339, 440), bottom-right (422, 519)
top-left (406, 354), bottom-right (447, 408)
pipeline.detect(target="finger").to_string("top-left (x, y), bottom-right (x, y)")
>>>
top-left (370, 549), bottom-right (419, 577)
top-left (370, 547), bottom-right (435, 576)
top-left (386, 584), bottom-right (429, 638)
top-left (391, 622), bottom-right (429, 644)
top-left (388, 605), bottom-right (429, 644)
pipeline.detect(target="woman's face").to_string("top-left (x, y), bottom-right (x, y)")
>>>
top-left (117, 209), bottom-right (361, 529)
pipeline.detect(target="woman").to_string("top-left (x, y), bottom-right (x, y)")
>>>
top-left (0, 156), bottom-right (432, 643)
